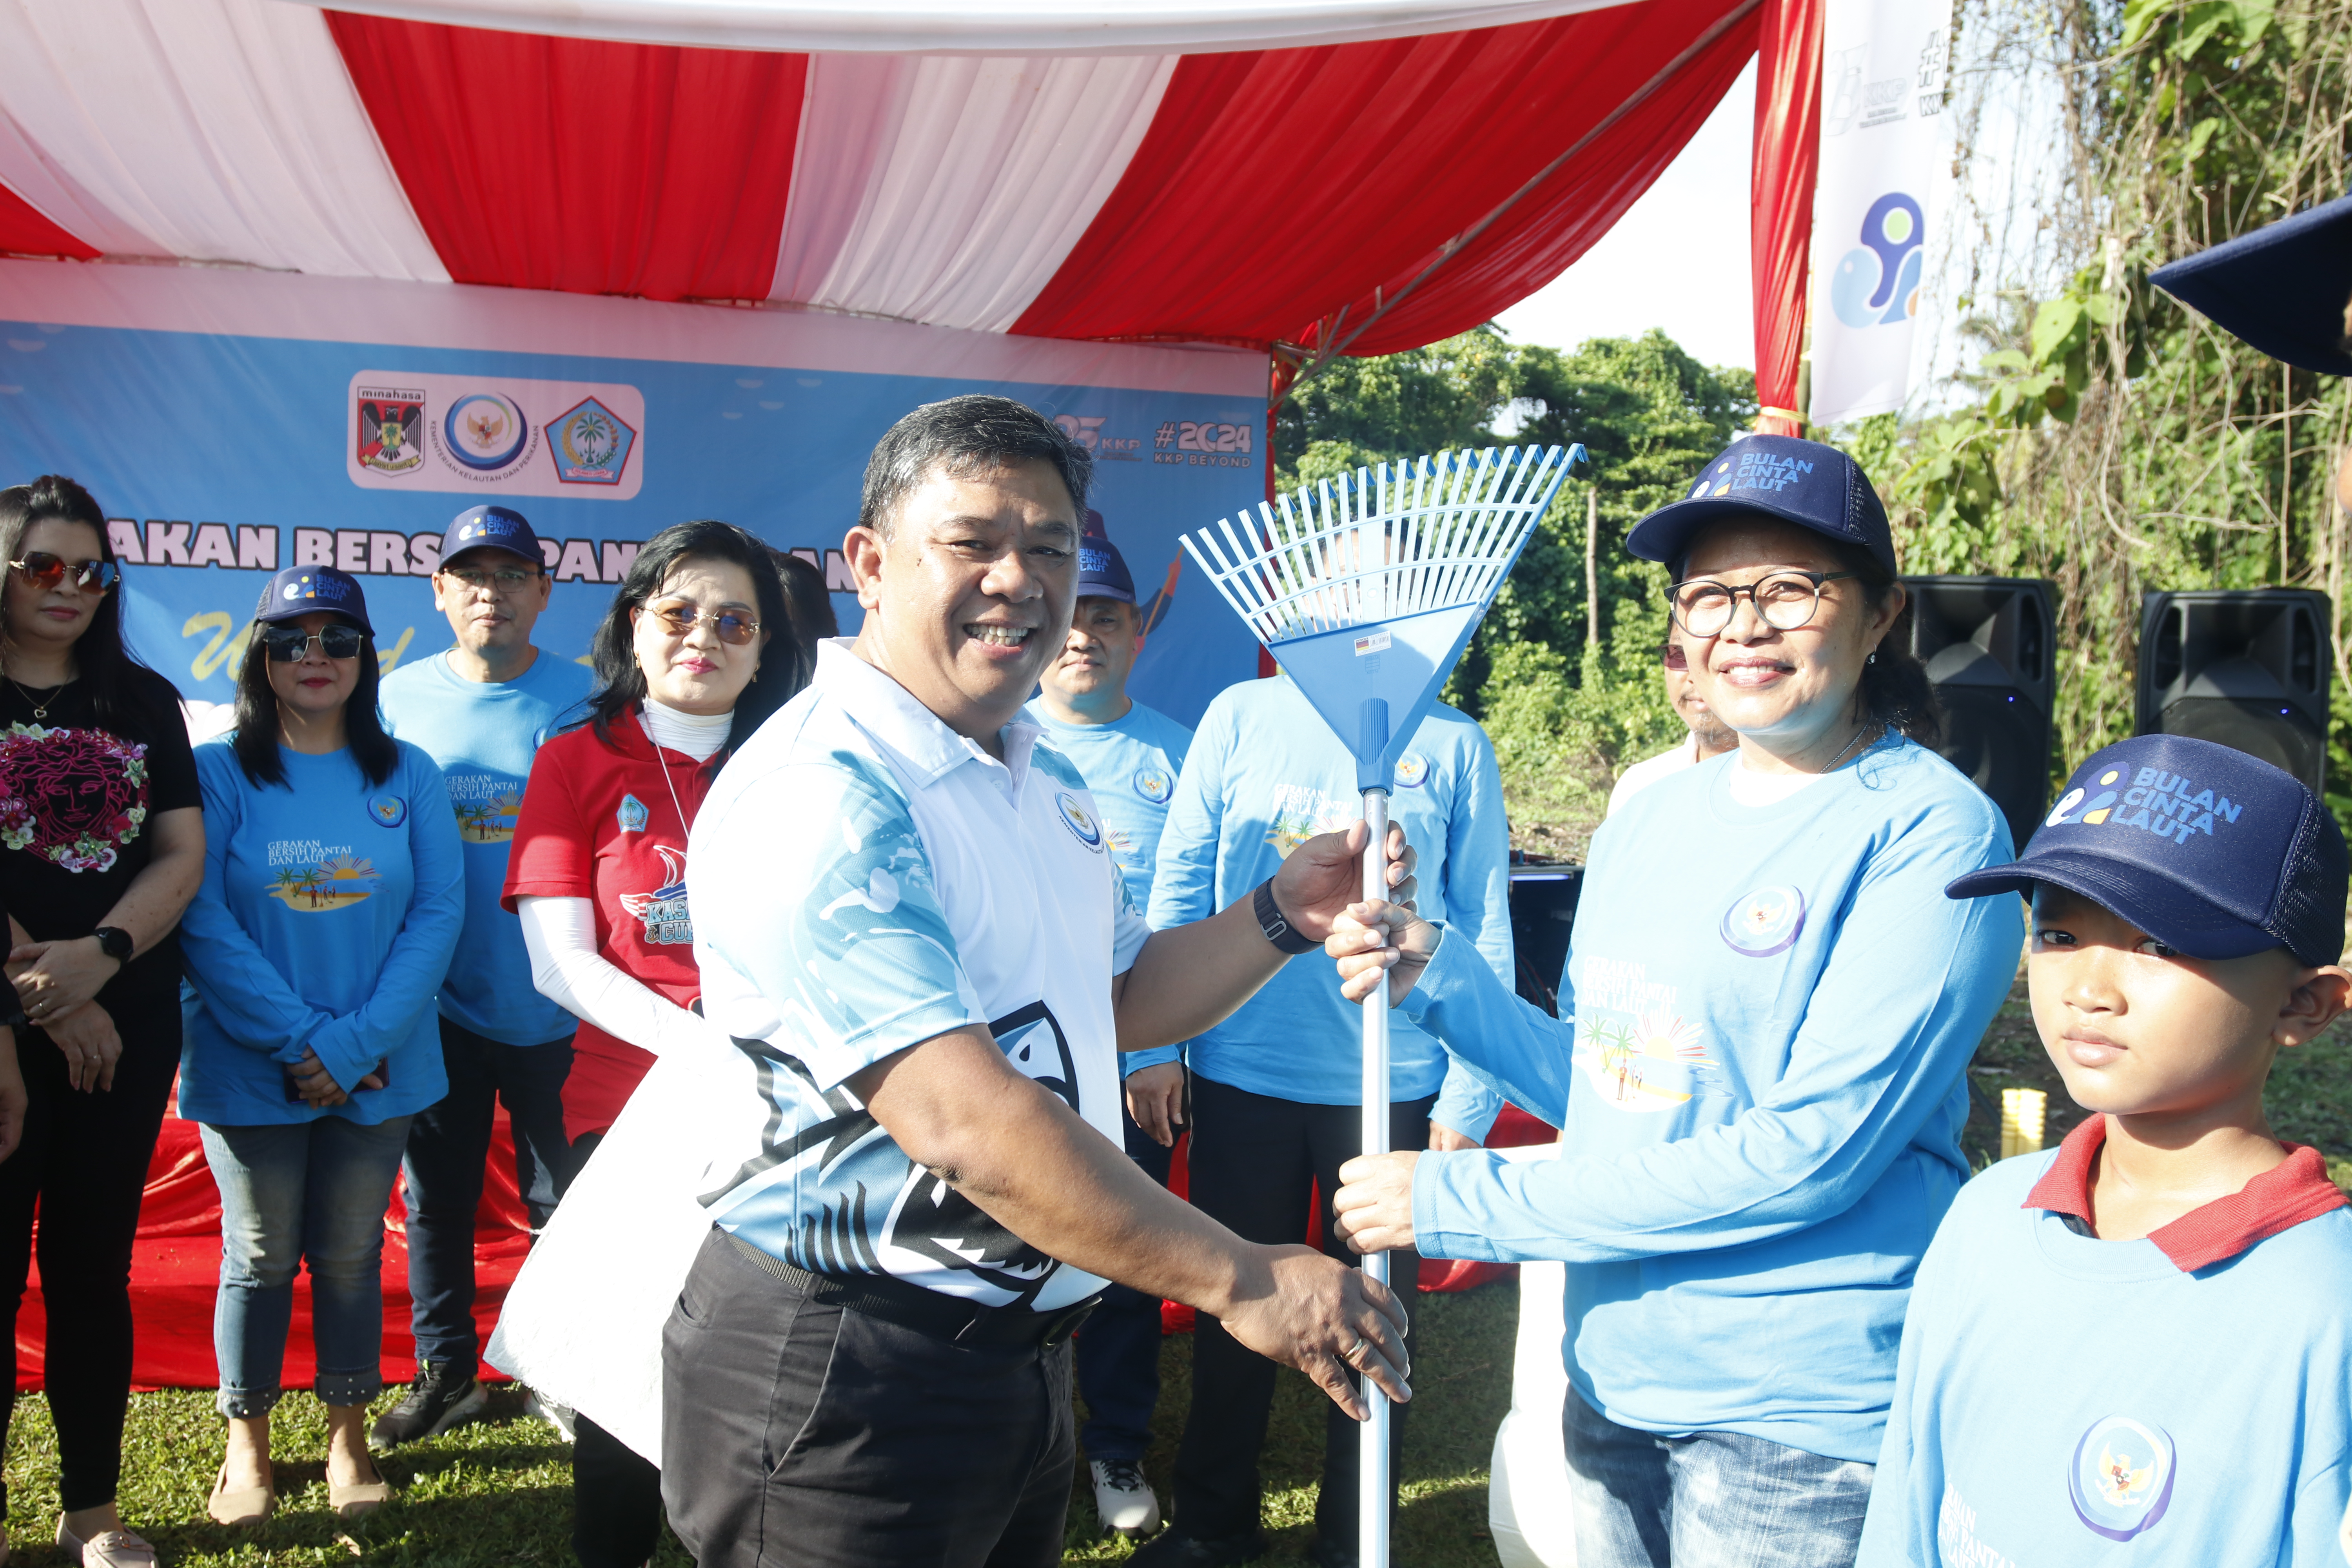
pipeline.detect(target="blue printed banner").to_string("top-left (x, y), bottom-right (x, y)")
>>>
top-left (0, 263), bottom-right (1264, 728)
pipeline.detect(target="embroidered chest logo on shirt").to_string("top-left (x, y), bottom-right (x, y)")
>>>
top-left (366, 794), bottom-right (406, 828)
top-left (1132, 768), bottom-right (1172, 804)
top-left (619, 843), bottom-right (692, 946)
top-left (1056, 792), bottom-right (1104, 851)
top-left (617, 793), bottom-right (649, 833)
top-left (1720, 885), bottom-right (1806, 957)
top-left (1393, 753), bottom-right (1430, 789)
top-left (2068, 1416), bottom-right (2176, 1541)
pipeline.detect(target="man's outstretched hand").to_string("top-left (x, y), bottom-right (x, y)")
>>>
top-left (1217, 1243), bottom-right (1412, 1421)
top-left (1270, 822), bottom-right (1416, 942)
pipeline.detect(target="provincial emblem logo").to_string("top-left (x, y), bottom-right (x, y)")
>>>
top-left (2068, 1416), bottom-right (2175, 1541)
top-left (1719, 884), bottom-right (1806, 957)
top-left (552, 396), bottom-right (637, 487)
top-left (617, 793), bottom-right (649, 833)
top-left (355, 387), bottom-right (425, 476)
top-left (1056, 792), bottom-right (1104, 851)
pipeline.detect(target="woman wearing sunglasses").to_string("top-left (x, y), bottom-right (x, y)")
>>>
top-left (176, 566), bottom-right (463, 1530)
top-left (0, 476), bottom-right (204, 1568)
top-left (1325, 436), bottom-right (2023, 1568)
top-left (490, 520), bottom-right (794, 1568)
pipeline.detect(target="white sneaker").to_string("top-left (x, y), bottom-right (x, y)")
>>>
top-left (520, 1386), bottom-right (577, 1443)
top-left (1089, 1457), bottom-right (1162, 1537)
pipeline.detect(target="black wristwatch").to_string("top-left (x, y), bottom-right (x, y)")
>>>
top-left (91, 926), bottom-right (133, 964)
top-left (1252, 878), bottom-right (1318, 955)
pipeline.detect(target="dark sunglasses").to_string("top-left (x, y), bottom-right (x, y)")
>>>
top-left (10, 554), bottom-right (118, 592)
top-left (641, 601), bottom-right (761, 646)
top-left (261, 624), bottom-right (367, 662)
top-left (1662, 643), bottom-right (1689, 671)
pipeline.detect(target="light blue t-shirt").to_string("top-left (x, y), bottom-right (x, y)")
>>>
top-left (378, 646), bottom-right (594, 1045)
top-left (1402, 736), bottom-right (2020, 1463)
top-left (1858, 1149), bottom-right (2352, 1566)
top-left (1020, 698), bottom-right (1192, 914)
top-left (178, 739), bottom-right (465, 1126)
top-left (1145, 673), bottom-right (1513, 1106)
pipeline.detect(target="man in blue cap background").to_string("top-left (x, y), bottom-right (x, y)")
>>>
top-left (373, 503), bottom-right (593, 1450)
top-left (1020, 513), bottom-right (1194, 1539)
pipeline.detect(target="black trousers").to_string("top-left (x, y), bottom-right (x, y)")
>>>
top-left (0, 985), bottom-right (181, 1516)
top-left (1171, 1074), bottom-right (1432, 1549)
top-left (566, 1131), bottom-right (666, 1568)
top-left (401, 1019), bottom-right (576, 1377)
top-left (662, 1227), bottom-right (1076, 1568)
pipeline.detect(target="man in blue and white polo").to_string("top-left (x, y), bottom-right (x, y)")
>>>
top-left (666, 396), bottom-right (1414, 1568)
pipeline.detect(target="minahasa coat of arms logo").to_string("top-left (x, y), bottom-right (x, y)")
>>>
top-left (355, 386), bottom-right (425, 475)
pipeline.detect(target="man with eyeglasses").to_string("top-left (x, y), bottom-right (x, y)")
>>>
top-left (1606, 634), bottom-right (1738, 817)
top-left (372, 503), bottom-right (593, 1451)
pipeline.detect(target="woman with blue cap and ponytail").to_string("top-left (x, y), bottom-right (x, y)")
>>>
top-left (1322, 435), bottom-right (2023, 1568)
top-left (178, 565), bottom-right (463, 1531)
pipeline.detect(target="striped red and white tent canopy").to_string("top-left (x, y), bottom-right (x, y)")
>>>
top-left (0, 0), bottom-right (1760, 364)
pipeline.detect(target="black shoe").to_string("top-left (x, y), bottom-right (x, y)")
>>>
top-left (367, 1361), bottom-right (489, 1453)
top-left (1127, 1527), bottom-right (1267, 1567)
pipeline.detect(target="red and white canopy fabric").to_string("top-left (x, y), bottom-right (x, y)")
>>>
top-left (0, 0), bottom-right (1759, 361)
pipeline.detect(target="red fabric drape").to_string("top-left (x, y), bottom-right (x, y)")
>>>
top-left (327, 14), bottom-right (808, 303)
top-left (1011, 0), bottom-right (1758, 357)
top-left (0, 185), bottom-right (98, 262)
top-left (1749, 0), bottom-right (1823, 435)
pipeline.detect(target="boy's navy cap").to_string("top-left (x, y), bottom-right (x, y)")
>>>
top-left (1626, 434), bottom-right (1896, 577)
top-left (439, 504), bottom-right (544, 568)
top-left (1946, 734), bottom-right (2349, 966)
top-left (1078, 508), bottom-right (1134, 604)
top-left (2150, 192), bottom-right (2352, 377)
top-left (252, 566), bottom-right (372, 634)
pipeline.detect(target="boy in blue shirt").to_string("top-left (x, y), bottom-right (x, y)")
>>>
top-left (372, 504), bottom-right (594, 1449)
top-left (1862, 734), bottom-right (2352, 1565)
top-left (1022, 522), bottom-right (1192, 1539)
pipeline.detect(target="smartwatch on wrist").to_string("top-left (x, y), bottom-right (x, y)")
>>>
top-left (91, 927), bottom-right (133, 964)
top-left (1252, 878), bottom-right (1318, 955)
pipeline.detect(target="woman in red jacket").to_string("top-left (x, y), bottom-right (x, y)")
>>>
top-left (502, 519), bottom-right (799, 1568)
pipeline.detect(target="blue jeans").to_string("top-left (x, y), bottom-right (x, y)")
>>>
top-left (202, 1115), bottom-right (414, 1419)
top-left (1073, 1096), bottom-right (1176, 1463)
top-left (1562, 1386), bottom-right (1874, 1568)
top-left (402, 1018), bottom-right (576, 1376)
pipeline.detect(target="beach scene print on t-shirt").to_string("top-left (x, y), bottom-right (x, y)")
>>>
top-left (0, 722), bottom-right (150, 873)
top-left (265, 840), bottom-right (381, 911)
top-left (445, 771), bottom-right (524, 842)
top-left (1571, 954), bottom-right (1716, 1111)
top-left (619, 843), bottom-right (691, 945)
top-left (1264, 783), bottom-right (1356, 858)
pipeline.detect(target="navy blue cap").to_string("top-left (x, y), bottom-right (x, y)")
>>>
top-left (1946, 734), bottom-right (2348, 966)
top-left (252, 565), bottom-right (372, 634)
top-left (1078, 508), bottom-right (1134, 604)
top-left (439, 504), bottom-right (544, 570)
top-left (1627, 434), bottom-right (1896, 577)
top-left (2150, 192), bottom-right (2352, 377)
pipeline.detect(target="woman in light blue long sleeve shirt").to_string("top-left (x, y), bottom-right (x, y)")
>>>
top-left (1327, 437), bottom-right (2021, 1568)
top-left (178, 566), bottom-right (463, 1529)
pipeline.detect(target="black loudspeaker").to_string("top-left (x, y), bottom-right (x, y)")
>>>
top-left (1905, 575), bottom-right (2058, 851)
top-left (2136, 590), bottom-right (2331, 793)
top-left (1507, 864), bottom-right (1582, 1017)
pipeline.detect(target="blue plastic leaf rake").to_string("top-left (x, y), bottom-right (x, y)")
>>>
top-left (1181, 443), bottom-right (1580, 1567)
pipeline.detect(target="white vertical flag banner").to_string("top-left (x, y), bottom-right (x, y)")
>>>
top-left (1807, 0), bottom-right (1953, 424)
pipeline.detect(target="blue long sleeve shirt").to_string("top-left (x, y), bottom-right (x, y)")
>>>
top-left (177, 739), bottom-right (465, 1126)
top-left (1403, 737), bottom-right (2020, 1462)
top-left (1858, 1149), bottom-right (2352, 1566)
top-left (1145, 673), bottom-right (1513, 1106)
top-left (378, 646), bottom-right (593, 1045)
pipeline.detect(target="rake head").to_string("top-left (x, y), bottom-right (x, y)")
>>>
top-left (1182, 444), bottom-right (1581, 789)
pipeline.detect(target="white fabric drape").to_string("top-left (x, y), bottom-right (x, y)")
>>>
top-left (771, 53), bottom-right (1177, 331)
top-left (282, 0), bottom-right (1607, 56)
top-left (0, 0), bottom-right (446, 279)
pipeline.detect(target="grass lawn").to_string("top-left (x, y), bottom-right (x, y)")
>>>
top-left (6, 995), bottom-right (2346, 1566)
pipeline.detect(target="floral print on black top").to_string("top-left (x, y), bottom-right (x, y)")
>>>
top-left (0, 721), bottom-right (150, 872)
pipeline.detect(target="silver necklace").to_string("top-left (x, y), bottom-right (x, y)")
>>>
top-left (1820, 720), bottom-right (1884, 774)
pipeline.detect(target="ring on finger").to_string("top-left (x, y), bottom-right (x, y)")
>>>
top-left (1344, 1336), bottom-right (1370, 1365)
